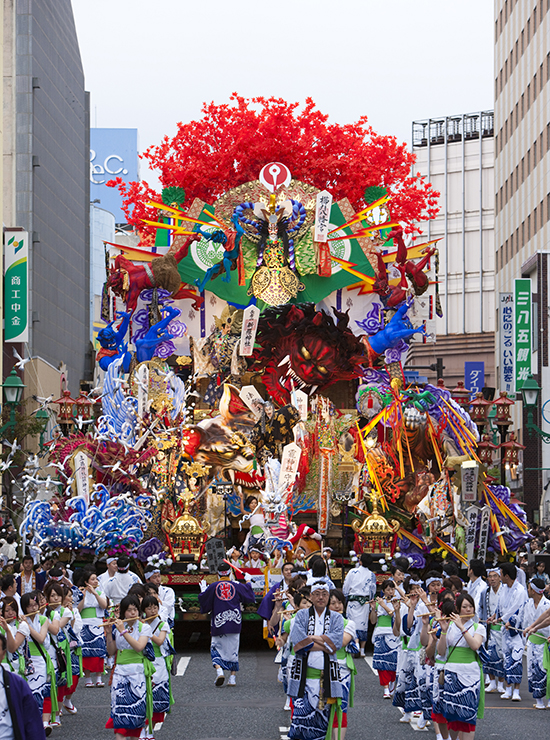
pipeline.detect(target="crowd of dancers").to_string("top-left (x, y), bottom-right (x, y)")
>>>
top-left (0, 554), bottom-right (176, 739)
top-left (255, 552), bottom-right (550, 740)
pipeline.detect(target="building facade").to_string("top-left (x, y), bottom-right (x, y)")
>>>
top-left (3, 0), bottom-right (90, 391)
top-left (495, 0), bottom-right (550, 521)
top-left (408, 112), bottom-right (496, 389)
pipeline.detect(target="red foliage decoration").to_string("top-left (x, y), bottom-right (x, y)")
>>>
top-left (108, 94), bottom-right (439, 236)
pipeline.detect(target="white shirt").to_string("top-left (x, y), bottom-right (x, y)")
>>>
top-left (466, 577), bottom-right (488, 615)
top-left (0, 671), bottom-right (14, 740)
top-left (103, 572), bottom-right (141, 604)
top-left (158, 585), bottom-right (175, 622)
top-left (20, 574), bottom-right (36, 595)
top-left (342, 566), bottom-right (376, 599)
top-left (488, 585), bottom-right (501, 617)
top-left (98, 571), bottom-right (117, 590)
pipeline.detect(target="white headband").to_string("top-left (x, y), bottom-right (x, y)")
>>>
top-left (106, 557), bottom-right (117, 565)
top-left (311, 581), bottom-right (330, 592)
top-left (408, 579), bottom-right (423, 586)
top-left (145, 568), bottom-right (161, 577)
top-left (487, 568), bottom-right (500, 574)
top-left (425, 577), bottom-right (442, 588)
top-left (530, 580), bottom-right (545, 594)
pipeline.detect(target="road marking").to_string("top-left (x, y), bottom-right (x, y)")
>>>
top-left (175, 656), bottom-right (191, 676)
top-left (363, 655), bottom-right (377, 675)
top-left (279, 726), bottom-right (290, 740)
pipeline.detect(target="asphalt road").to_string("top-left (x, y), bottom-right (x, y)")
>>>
top-left (51, 631), bottom-right (550, 740)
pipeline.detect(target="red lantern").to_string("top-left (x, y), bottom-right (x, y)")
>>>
top-left (52, 390), bottom-right (77, 433)
top-left (469, 392), bottom-right (492, 427)
top-left (74, 391), bottom-right (97, 423)
top-left (500, 431), bottom-right (525, 467)
top-left (451, 381), bottom-right (470, 409)
top-left (493, 391), bottom-right (515, 427)
top-left (477, 433), bottom-right (497, 466)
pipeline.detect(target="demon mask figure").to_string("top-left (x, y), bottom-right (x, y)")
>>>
top-left (250, 303), bottom-right (365, 405)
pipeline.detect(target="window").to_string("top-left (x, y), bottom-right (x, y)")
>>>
top-left (522, 157), bottom-right (525, 182)
top-left (534, 139), bottom-right (537, 165)
top-left (540, 63), bottom-right (544, 93)
top-left (522, 29), bottom-right (525, 54)
top-left (527, 83), bottom-right (531, 109)
top-left (521, 93), bottom-right (525, 117)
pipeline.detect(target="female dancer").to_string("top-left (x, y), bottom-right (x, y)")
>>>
top-left (142, 595), bottom-right (175, 732)
top-left (59, 586), bottom-right (83, 715)
top-left (78, 568), bottom-right (108, 687)
top-left (0, 597), bottom-right (25, 674)
top-left (437, 592), bottom-right (485, 740)
top-left (42, 581), bottom-right (72, 728)
top-left (370, 579), bottom-right (400, 698)
top-left (6, 592), bottom-right (57, 730)
top-left (105, 595), bottom-right (154, 738)
top-left (329, 588), bottom-right (359, 740)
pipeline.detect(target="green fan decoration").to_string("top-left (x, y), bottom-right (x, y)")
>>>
top-left (162, 186), bottom-right (186, 208)
top-left (364, 186), bottom-right (387, 204)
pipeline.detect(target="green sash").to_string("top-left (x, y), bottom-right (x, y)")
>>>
top-left (490, 624), bottom-right (502, 631)
top-left (377, 615), bottom-right (392, 628)
top-left (117, 648), bottom-right (156, 732)
top-left (528, 633), bottom-right (550, 698)
top-left (448, 646), bottom-right (484, 718)
top-left (80, 607), bottom-right (97, 619)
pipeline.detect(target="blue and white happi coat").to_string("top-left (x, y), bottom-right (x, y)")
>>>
top-left (523, 595), bottom-right (550, 699)
top-left (371, 603), bottom-right (399, 673)
top-left (342, 566), bottom-right (376, 642)
top-left (497, 580), bottom-right (527, 686)
top-left (392, 604), bottom-right (426, 714)
top-left (110, 622), bottom-right (153, 731)
top-left (479, 585), bottom-right (504, 679)
top-left (287, 606), bottom-right (344, 740)
top-left (439, 620), bottom-right (486, 727)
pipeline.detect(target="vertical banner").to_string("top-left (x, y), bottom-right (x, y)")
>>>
top-left (461, 461), bottom-right (479, 503)
top-left (314, 190), bottom-right (333, 242)
top-left (239, 304), bottom-right (260, 356)
top-left (499, 292), bottom-right (514, 394)
top-left (278, 442), bottom-right (302, 491)
top-left (465, 506), bottom-right (479, 562)
top-left (477, 505), bottom-right (491, 562)
top-left (514, 278), bottom-right (532, 391)
top-left (72, 451), bottom-right (91, 506)
top-left (4, 230), bottom-right (29, 342)
top-left (465, 362), bottom-right (485, 395)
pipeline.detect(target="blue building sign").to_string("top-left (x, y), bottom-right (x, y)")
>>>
top-left (464, 361), bottom-right (485, 395)
top-left (90, 129), bottom-right (139, 223)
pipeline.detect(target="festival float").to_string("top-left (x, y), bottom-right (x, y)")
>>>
top-left (19, 97), bottom-right (529, 628)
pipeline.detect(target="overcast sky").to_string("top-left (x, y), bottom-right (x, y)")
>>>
top-left (72, 0), bottom-right (494, 187)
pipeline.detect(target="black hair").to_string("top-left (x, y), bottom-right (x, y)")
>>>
top-left (455, 592), bottom-right (476, 613)
top-left (531, 577), bottom-right (546, 590)
top-left (44, 581), bottom-right (64, 603)
top-left (500, 562), bottom-right (517, 580)
top-left (391, 556), bottom-right (410, 574)
top-left (442, 560), bottom-right (459, 577)
top-left (20, 592), bottom-right (39, 614)
top-left (141, 595), bottom-right (159, 611)
top-left (380, 579), bottom-right (396, 592)
top-left (282, 561), bottom-right (294, 572)
top-left (22, 554), bottom-right (34, 564)
top-left (437, 589), bottom-right (455, 606)
top-left (146, 583), bottom-right (159, 594)
top-left (329, 588), bottom-right (346, 607)
top-left (6, 534), bottom-right (16, 544)
top-left (48, 567), bottom-right (64, 580)
top-left (119, 595), bottom-right (141, 619)
top-left (294, 586), bottom-right (311, 608)
top-left (1, 597), bottom-right (19, 618)
top-left (72, 569), bottom-right (88, 587)
top-left (244, 495), bottom-right (258, 509)
top-left (0, 575), bottom-right (15, 591)
top-left (425, 570), bottom-right (442, 581)
top-left (360, 553), bottom-right (373, 568)
top-left (0, 633), bottom-right (6, 651)
top-left (117, 556), bottom-right (130, 571)
top-left (440, 599), bottom-right (456, 617)
top-left (469, 559), bottom-right (486, 578)
top-left (311, 559), bottom-right (327, 578)
top-left (128, 583), bottom-right (147, 600)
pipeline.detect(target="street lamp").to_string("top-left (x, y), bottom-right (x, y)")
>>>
top-left (520, 373), bottom-right (550, 443)
top-left (469, 392), bottom-right (492, 435)
top-left (0, 370), bottom-right (26, 434)
top-left (35, 408), bottom-right (50, 450)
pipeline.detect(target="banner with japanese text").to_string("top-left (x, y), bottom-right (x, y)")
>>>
top-left (514, 278), bottom-right (531, 391)
top-left (4, 230), bottom-right (29, 342)
top-left (499, 292), bottom-right (514, 394)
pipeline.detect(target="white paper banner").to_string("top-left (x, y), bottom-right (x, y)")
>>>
top-left (278, 442), bottom-right (302, 491)
top-left (240, 304), bottom-right (261, 356)
top-left (461, 461), bottom-right (479, 503)
top-left (314, 190), bottom-right (333, 243)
